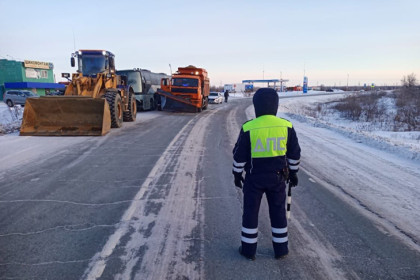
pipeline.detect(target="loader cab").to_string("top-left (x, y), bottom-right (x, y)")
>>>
top-left (72, 50), bottom-right (115, 77)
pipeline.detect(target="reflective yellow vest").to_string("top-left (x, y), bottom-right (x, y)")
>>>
top-left (242, 115), bottom-right (292, 158)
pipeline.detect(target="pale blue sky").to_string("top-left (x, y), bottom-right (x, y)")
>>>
top-left (1, 0), bottom-right (419, 86)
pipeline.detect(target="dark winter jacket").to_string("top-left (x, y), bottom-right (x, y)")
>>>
top-left (232, 88), bottom-right (301, 175)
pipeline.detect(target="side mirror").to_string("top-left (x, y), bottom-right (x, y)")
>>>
top-left (161, 78), bottom-right (168, 86)
top-left (109, 57), bottom-right (115, 69)
top-left (71, 57), bottom-right (75, 67)
top-left (62, 73), bottom-right (70, 78)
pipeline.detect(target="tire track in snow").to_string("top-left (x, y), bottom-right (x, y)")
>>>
top-left (83, 110), bottom-right (216, 279)
top-left (293, 121), bottom-right (420, 249)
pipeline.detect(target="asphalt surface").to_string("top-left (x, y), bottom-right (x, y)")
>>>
top-left (0, 98), bottom-right (419, 279)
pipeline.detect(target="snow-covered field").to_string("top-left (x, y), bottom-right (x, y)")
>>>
top-left (280, 94), bottom-right (420, 158)
top-left (251, 94), bottom-right (420, 251)
top-left (230, 89), bottom-right (338, 99)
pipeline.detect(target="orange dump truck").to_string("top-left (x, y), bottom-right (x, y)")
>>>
top-left (156, 65), bottom-right (209, 112)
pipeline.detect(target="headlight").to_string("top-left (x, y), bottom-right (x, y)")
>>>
top-left (78, 51), bottom-right (82, 55)
top-left (102, 50), bottom-right (107, 56)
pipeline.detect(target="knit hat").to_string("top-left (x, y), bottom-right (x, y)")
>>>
top-left (253, 88), bottom-right (279, 117)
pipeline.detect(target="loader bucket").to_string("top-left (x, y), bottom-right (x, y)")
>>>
top-left (20, 96), bottom-right (111, 136)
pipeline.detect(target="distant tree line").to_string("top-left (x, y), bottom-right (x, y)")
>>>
top-left (323, 73), bottom-right (419, 131)
top-left (395, 73), bottom-right (419, 130)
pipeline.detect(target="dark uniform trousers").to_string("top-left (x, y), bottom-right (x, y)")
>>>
top-left (241, 172), bottom-right (288, 258)
top-left (234, 115), bottom-right (300, 258)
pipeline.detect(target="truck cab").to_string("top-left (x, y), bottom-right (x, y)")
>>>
top-left (159, 65), bottom-right (209, 112)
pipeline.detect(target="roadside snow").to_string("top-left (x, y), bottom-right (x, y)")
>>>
top-left (279, 94), bottom-right (420, 158)
top-left (253, 94), bottom-right (420, 250)
top-left (0, 102), bottom-right (23, 134)
top-left (230, 90), bottom-right (336, 100)
top-left (278, 90), bottom-right (339, 97)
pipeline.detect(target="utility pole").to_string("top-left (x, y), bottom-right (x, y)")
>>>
top-left (263, 64), bottom-right (265, 80)
top-left (347, 73), bottom-right (349, 91)
top-left (279, 71), bottom-right (282, 92)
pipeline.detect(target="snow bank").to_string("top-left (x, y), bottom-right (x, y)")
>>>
top-left (229, 90), bottom-right (341, 100)
top-left (279, 94), bottom-right (420, 159)
top-left (0, 102), bottom-right (23, 134)
top-left (278, 90), bottom-right (336, 97)
top-left (228, 92), bottom-right (251, 99)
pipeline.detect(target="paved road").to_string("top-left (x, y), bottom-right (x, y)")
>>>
top-left (0, 98), bottom-right (419, 279)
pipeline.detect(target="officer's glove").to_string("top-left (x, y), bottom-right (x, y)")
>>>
top-left (288, 170), bottom-right (298, 187)
top-left (233, 171), bottom-right (245, 189)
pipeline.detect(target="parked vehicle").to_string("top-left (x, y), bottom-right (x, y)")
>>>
top-left (46, 90), bottom-right (65, 96)
top-left (157, 65), bottom-right (210, 112)
top-left (208, 92), bottom-right (223, 104)
top-left (117, 69), bottom-right (168, 111)
top-left (3, 90), bottom-right (39, 107)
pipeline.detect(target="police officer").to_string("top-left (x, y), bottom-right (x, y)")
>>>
top-left (224, 90), bottom-right (229, 103)
top-left (232, 88), bottom-right (301, 260)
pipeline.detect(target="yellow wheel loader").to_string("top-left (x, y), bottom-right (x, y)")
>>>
top-left (20, 50), bottom-right (137, 136)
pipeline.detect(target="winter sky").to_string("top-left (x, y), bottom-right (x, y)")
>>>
top-left (0, 0), bottom-right (419, 86)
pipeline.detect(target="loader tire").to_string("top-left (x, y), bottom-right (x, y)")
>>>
top-left (104, 91), bottom-right (123, 128)
top-left (123, 92), bottom-right (137, 122)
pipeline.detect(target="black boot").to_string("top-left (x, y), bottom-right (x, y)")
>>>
top-left (275, 253), bottom-right (288, 260)
top-left (238, 246), bottom-right (255, 261)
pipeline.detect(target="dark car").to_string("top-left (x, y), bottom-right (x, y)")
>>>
top-left (46, 90), bottom-right (65, 96)
top-left (3, 90), bottom-right (39, 107)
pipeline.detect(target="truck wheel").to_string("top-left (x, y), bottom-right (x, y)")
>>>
top-left (123, 92), bottom-right (137, 122)
top-left (203, 97), bottom-right (208, 110)
top-left (150, 98), bottom-right (155, 110)
top-left (136, 100), bottom-right (143, 111)
top-left (104, 91), bottom-right (123, 128)
top-left (6, 100), bottom-right (14, 107)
